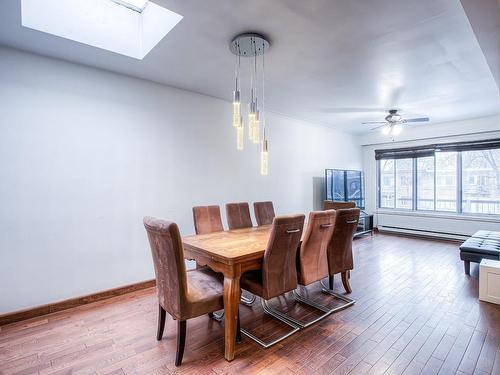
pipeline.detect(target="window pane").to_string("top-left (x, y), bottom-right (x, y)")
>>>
top-left (462, 149), bottom-right (500, 215)
top-left (380, 160), bottom-right (395, 208)
top-left (435, 152), bottom-right (457, 212)
top-left (417, 157), bottom-right (435, 210)
top-left (396, 158), bottom-right (413, 209)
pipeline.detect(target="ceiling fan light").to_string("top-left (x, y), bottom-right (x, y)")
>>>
top-left (392, 124), bottom-right (403, 135)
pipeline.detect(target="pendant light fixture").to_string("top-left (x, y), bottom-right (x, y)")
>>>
top-left (260, 43), bottom-right (268, 175)
top-left (230, 33), bottom-right (270, 175)
top-left (232, 44), bottom-right (241, 129)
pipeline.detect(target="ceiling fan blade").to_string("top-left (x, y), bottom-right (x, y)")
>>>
top-left (370, 125), bottom-right (387, 130)
top-left (362, 121), bottom-right (388, 125)
top-left (405, 117), bottom-right (430, 123)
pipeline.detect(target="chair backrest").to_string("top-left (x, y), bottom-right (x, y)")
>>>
top-left (262, 214), bottom-right (305, 299)
top-left (226, 202), bottom-right (253, 230)
top-left (297, 210), bottom-right (336, 286)
top-left (324, 200), bottom-right (356, 210)
top-left (327, 208), bottom-right (360, 275)
top-left (143, 217), bottom-right (187, 320)
top-left (254, 201), bottom-right (276, 226)
top-left (192, 205), bottom-right (224, 234)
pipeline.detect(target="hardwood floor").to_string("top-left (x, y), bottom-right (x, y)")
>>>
top-left (1, 233), bottom-right (500, 375)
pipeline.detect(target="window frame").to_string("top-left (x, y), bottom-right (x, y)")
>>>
top-left (377, 148), bottom-right (500, 217)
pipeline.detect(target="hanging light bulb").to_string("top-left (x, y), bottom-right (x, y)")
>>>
top-left (249, 39), bottom-right (258, 142)
top-left (253, 111), bottom-right (261, 143)
top-left (236, 117), bottom-right (244, 150)
top-left (232, 43), bottom-right (241, 129)
top-left (392, 124), bottom-right (403, 135)
top-left (381, 125), bottom-right (391, 135)
top-left (260, 139), bottom-right (269, 175)
top-left (232, 91), bottom-right (240, 128)
top-left (248, 101), bottom-right (256, 140)
top-left (248, 102), bottom-right (256, 132)
top-left (259, 39), bottom-right (268, 175)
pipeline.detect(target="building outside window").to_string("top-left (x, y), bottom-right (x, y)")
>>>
top-left (377, 144), bottom-right (500, 216)
top-left (462, 149), bottom-right (500, 214)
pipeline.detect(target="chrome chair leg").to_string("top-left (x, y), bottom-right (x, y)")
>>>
top-left (320, 279), bottom-right (356, 310)
top-left (210, 294), bottom-right (256, 322)
top-left (210, 311), bottom-right (224, 322)
top-left (240, 297), bottom-right (300, 348)
top-left (268, 289), bottom-right (334, 328)
top-left (252, 282), bottom-right (354, 328)
top-left (240, 293), bottom-right (256, 306)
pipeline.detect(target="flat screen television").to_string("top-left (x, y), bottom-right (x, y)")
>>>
top-left (325, 169), bottom-right (365, 209)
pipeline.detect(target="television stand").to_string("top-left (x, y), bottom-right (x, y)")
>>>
top-left (355, 212), bottom-right (373, 238)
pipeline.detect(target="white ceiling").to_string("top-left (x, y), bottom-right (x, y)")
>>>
top-left (0, 0), bottom-right (499, 133)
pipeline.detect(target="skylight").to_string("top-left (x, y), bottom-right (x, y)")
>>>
top-left (21, 0), bottom-right (183, 60)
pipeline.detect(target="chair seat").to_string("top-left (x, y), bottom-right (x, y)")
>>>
top-left (460, 237), bottom-right (500, 257)
top-left (240, 270), bottom-right (264, 298)
top-left (185, 267), bottom-right (224, 318)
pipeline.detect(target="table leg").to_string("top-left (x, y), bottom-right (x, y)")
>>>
top-left (223, 275), bottom-right (241, 361)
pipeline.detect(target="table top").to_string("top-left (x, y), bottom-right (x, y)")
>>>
top-left (183, 225), bottom-right (272, 264)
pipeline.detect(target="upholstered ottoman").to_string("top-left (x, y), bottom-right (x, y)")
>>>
top-left (471, 230), bottom-right (500, 241)
top-left (460, 231), bottom-right (500, 275)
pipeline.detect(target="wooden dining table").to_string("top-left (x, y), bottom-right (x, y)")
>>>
top-left (182, 225), bottom-right (273, 361)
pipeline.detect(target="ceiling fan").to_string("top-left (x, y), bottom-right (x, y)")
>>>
top-left (362, 109), bottom-right (430, 137)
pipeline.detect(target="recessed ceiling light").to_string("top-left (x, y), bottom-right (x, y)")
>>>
top-left (21, 0), bottom-right (183, 59)
top-left (111, 0), bottom-right (149, 13)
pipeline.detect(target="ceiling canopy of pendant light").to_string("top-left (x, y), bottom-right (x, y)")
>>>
top-left (230, 33), bottom-right (270, 57)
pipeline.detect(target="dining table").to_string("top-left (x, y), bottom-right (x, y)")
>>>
top-left (182, 224), bottom-right (273, 361)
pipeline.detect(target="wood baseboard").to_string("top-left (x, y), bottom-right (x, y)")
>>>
top-left (0, 279), bottom-right (156, 326)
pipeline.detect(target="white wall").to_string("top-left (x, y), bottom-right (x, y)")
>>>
top-left (361, 116), bottom-right (500, 237)
top-left (0, 47), bottom-right (361, 314)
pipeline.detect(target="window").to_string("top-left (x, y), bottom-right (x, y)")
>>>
top-left (377, 144), bottom-right (500, 216)
top-left (379, 158), bottom-right (413, 209)
top-left (462, 149), bottom-right (500, 215)
top-left (380, 160), bottom-right (395, 208)
top-left (417, 157), bottom-right (434, 210)
top-left (395, 159), bottom-right (413, 209)
top-left (435, 152), bottom-right (457, 212)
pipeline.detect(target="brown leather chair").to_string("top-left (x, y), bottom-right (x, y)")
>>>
top-left (192, 205), bottom-right (253, 312)
top-left (239, 214), bottom-right (305, 347)
top-left (294, 209), bottom-right (356, 318)
top-left (324, 200), bottom-right (356, 210)
top-left (143, 217), bottom-right (225, 366)
top-left (192, 205), bottom-right (224, 234)
top-left (297, 210), bottom-right (335, 286)
top-left (326, 208), bottom-right (360, 294)
top-left (226, 202), bottom-right (253, 230)
top-left (288, 210), bottom-right (337, 326)
top-left (254, 201), bottom-right (275, 226)
top-left (192, 205), bottom-right (224, 297)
